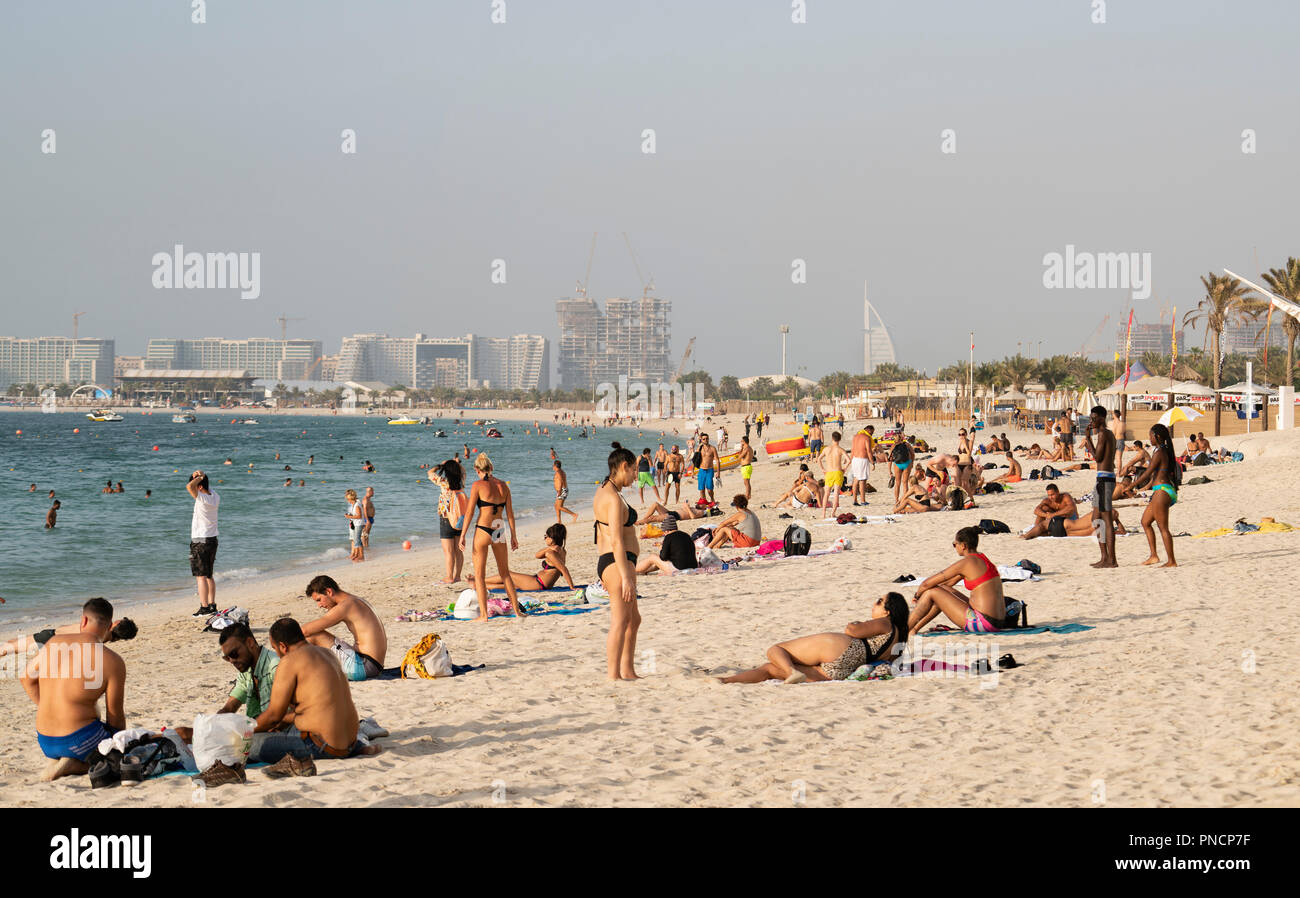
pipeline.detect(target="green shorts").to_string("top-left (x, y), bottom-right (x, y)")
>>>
top-left (741, 464), bottom-right (753, 480)
top-left (637, 471), bottom-right (655, 487)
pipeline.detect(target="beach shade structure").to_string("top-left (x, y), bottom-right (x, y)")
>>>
top-left (1216, 381), bottom-right (1276, 396)
top-left (995, 389), bottom-right (1029, 404)
top-left (1074, 389), bottom-right (1098, 414)
top-left (1157, 406), bottom-right (1205, 429)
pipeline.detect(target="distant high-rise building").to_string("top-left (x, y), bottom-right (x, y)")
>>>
top-left (862, 284), bottom-right (897, 375)
top-left (556, 295), bottom-right (672, 391)
top-left (318, 354), bottom-right (339, 382)
top-left (0, 337), bottom-right (115, 390)
top-left (114, 355), bottom-right (143, 379)
top-left (337, 333), bottom-right (548, 391)
top-left (1117, 321), bottom-right (1184, 357)
top-left (145, 337), bottom-right (323, 381)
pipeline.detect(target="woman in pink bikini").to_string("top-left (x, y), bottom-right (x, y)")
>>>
top-left (907, 526), bottom-right (1008, 635)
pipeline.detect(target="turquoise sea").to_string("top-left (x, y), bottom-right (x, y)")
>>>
top-left (0, 411), bottom-right (644, 627)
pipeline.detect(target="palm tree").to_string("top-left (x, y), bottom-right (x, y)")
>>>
top-left (1262, 258), bottom-right (1300, 389)
top-left (817, 371), bottom-right (853, 398)
top-left (998, 354), bottom-right (1038, 393)
top-left (717, 375), bottom-right (742, 400)
top-left (1036, 354), bottom-right (1072, 391)
top-left (1183, 272), bottom-right (1262, 434)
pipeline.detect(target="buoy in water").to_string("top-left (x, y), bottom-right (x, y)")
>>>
top-left (402, 540), bottom-right (412, 551)
top-left (73, 428), bottom-right (80, 433)
top-left (152, 445), bottom-right (160, 451)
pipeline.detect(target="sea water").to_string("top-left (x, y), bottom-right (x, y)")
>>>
top-left (0, 412), bottom-right (657, 625)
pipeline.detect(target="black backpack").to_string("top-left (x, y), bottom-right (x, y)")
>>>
top-left (979, 519), bottom-right (1010, 534)
top-left (984, 482), bottom-right (1004, 493)
top-left (890, 442), bottom-right (909, 463)
top-left (1001, 598), bottom-right (1029, 628)
top-left (783, 524), bottom-right (811, 556)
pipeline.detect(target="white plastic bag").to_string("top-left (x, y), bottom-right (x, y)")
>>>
top-left (453, 588), bottom-right (480, 620)
top-left (192, 712), bottom-right (254, 770)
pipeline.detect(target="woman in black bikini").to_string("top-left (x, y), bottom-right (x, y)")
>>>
top-left (469, 524), bottom-right (577, 592)
top-left (458, 452), bottom-right (526, 621)
top-left (594, 443), bottom-right (641, 680)
top-left (721, 593), bottom-right (909, 683)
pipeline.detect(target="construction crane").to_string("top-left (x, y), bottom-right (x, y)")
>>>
top-left (72, 311), bottom-right (86, 340)
top-left (575, 232), bottom-right (597, 298)
top-left (277, 314), bottom-right (306, 341)
top-left (670, 337), bottom-right (696, 386)
top-left (622, 232), bottom-right (655, 299)
top-left (1076, 314), bottom-right (1110, 358)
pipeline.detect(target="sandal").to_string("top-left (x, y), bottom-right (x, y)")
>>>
top-left (997, 653), bottom-right (1020, 670)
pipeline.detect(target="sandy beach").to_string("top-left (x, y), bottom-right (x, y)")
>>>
top-left (2, 414), bottom-right (1297, 808)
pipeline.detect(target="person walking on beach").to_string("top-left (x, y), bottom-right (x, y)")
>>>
top-left (431, 459), bottom-right (467, 583)
top-left (654, 443), bottom-right (668, 488)
top-left (737, 435), bottom-right (755, 500)
top-left (696, 433), bottom-right (720, 506)
top-left (636, 448), bottom-right (661, 504)
top-left (1082, 405), bottom-right (1118, 569)
top-left (755, 413), bottom-right (764, 440)
top-left (361, 486), bottom-right (376, 549)
top-left (809, 418), bottom-right (824, 457)
top-left (345, 489), bottom-right (365, 562)
top-left (819, 431), bottom-right (849, 518)
top-left (594, 444), bottom-right (641, 680)
top-left (665, 444), bottom-right (685, 503)
top-left (187, 470), bottom-right (220, 616)
top-left (1133, 423), bottom-right (1179, 568)
top-left (459, 453), bottom-right (526, 620)
top-left (553, 459), bottom-right (579, 524)
top-left (850, 426), bottom-right (874, 505)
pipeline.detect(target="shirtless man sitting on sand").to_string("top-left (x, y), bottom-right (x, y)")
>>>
top-left (1119, 440), bottom-right (1150, 477)
top-left (300, 575), bottom-right (387, 681)
top-left (250, 617), bottom-right (381, 772)
top-left (19, 598), bottom-right (126, 781)
top-left (990, 452), bottom-right (1022, 483)
top-left (1021, 483), bottom-right (1093, 538)
top-left (774, 465), bottom-right (822, 508)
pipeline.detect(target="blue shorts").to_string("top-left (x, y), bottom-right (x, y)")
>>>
top-left (697, 469), bottom-right (715, 490)
top-left (38, 719), bottom-right (112, 761)
top-left (809, 440), bottom-right (823, 454)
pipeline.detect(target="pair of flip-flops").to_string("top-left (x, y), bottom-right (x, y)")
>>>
top-left (892, 573), bottom-right (916, 583)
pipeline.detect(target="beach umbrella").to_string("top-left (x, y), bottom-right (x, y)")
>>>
top-left (1157, 406), bottom-right (1204, 428)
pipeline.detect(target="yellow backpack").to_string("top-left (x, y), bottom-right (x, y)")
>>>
top-left (399, 633), bottom-right (454, 679)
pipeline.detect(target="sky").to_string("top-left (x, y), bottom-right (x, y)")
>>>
top-left (3, 0), bottom-right (1298, 382)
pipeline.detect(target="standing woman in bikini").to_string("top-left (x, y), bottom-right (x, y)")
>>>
top-left (1133, 422), bottom-right (1179, 567)
top-left (955, 427), bottom-right (974, 495)
top-left (908, 526), bottom-right (1008, 634)
top-left (594, 443), bottom-right (641, 680)
top-left (458, 453), bottom-right (526, 620)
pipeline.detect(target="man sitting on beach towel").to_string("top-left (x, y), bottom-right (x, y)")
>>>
top-left (216, 622), bottom-right (279, 718)
top-left (708, 495), bottom-right (763, 549)
top-left (19, 598), bottom-right (127, 782)
top-left (1020, 484), bottom-right (1093, 539)
top-left (250, 617), bottom-right (382, 769)
top-left (300, 575), bottom-right (387, 681)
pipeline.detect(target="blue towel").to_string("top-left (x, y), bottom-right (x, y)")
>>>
top-left (487, 584), bottom-right (584, 595)
top-left (923, 622), bottom-right (1095, 636)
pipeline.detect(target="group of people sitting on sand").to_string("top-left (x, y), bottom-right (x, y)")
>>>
top-left (14, 574), bottom-right (391, 782)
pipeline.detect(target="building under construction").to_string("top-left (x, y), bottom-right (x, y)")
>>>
top-left (556, 295), bottom-right (672, 392)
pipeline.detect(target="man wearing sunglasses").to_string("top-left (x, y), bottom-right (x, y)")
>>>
top-left (216, 623), bottom-right (279, 720)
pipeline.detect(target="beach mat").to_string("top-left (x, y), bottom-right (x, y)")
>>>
top-left (922, 623), bottom-right (1095, 636)
top-left (488, 584), bottom-right (585, 594)
top-left (376, 662), bottom-right (486, 680)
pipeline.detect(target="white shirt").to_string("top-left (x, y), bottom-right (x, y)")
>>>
top-left (191, 489), bottom-right (219, 539)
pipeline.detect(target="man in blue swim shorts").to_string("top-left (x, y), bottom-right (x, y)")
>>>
top-left (22, 598), bottom-right (127, 781)
top-left (695, 433), bottom-right (720, 506)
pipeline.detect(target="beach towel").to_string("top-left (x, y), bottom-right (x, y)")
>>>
top-left (921, 622), bottom-right (1094, 636)
top-left (1193, 518), bottom-right (1294, 538)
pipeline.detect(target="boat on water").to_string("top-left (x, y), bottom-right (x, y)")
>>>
top-left (240, 418), bottom-right (259, 425)
top-left (86, 409), bottom-right (124, 422)
top-left (485, 428), bottom-right (504, 438)
top-left (387, 415), bottom-right (421, 425)
top-left (172, 413), bottom-right (197, 424)
top-left (434, 430), bottom-right (447, 437)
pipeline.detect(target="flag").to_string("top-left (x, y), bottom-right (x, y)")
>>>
top-left (1121, 309), bottom-right (1135, 388)
top-left (1169, 306), bottom-right (1177, 381)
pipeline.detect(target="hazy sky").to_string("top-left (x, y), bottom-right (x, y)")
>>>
top-left (3, 0), bottom-right (1298, 380)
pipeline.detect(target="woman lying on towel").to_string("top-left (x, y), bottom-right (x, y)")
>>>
top-left (721, 593), bottom-right (909, 683)
top-left (908, 526), bottom-right (1009, 635)
top-left (467, 523), bottom-right (576, 591)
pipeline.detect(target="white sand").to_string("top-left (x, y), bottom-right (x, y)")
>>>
top-left (2, 416), bottom-right (1297, 807)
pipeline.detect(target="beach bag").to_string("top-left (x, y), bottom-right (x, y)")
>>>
top-left (203, 606), bottom-right (250, 632)
top-left (697, 548), bottom-right (723, 568)
top-left (1231, 451), bottom-right (1244, 462)
top-left (191, 712), bottom-right (253, 771)
top-left (641, 522), bottom-right (665, 539)
top-left (782, 524), bottom-right (811, 556)
top-left (453, 588), bottom-right (481, 620)
top-left (1002, 599), bottom-right (1028, 628)
top-left (1193, 454), bottom-right (1211, 466)
top-left (690, 527), bottom-right (713, 542)
top-left (400, 633), bottom-right (454, 679)
top-left (1028, 468), bottom-right (1041, 480)
top-left (836, 512), bottom-right (857, 524)
top-left (1042, 465), bottom-right (1061, 480)
top-left (979, 519), bottom-right (1010, 535)
top-left (984, 482), bottom-right (1004, 493)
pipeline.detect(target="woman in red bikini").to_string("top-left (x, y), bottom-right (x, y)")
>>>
top-left (908, 526), bottom-right (1008, 635)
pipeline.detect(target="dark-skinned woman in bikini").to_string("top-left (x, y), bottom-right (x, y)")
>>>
top-left (469, 523), bottom-right (577, 592)
top-left (458, 452), bottom-right (526, 621)
top-left (595, 443), bottom-right (641, 680)
top-left (721, 593), bottom-right (909, 683)
top-left (908, 526), bottom-right (1008, 635)
top-left (1132, 422), bottom-right (1179, 567)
